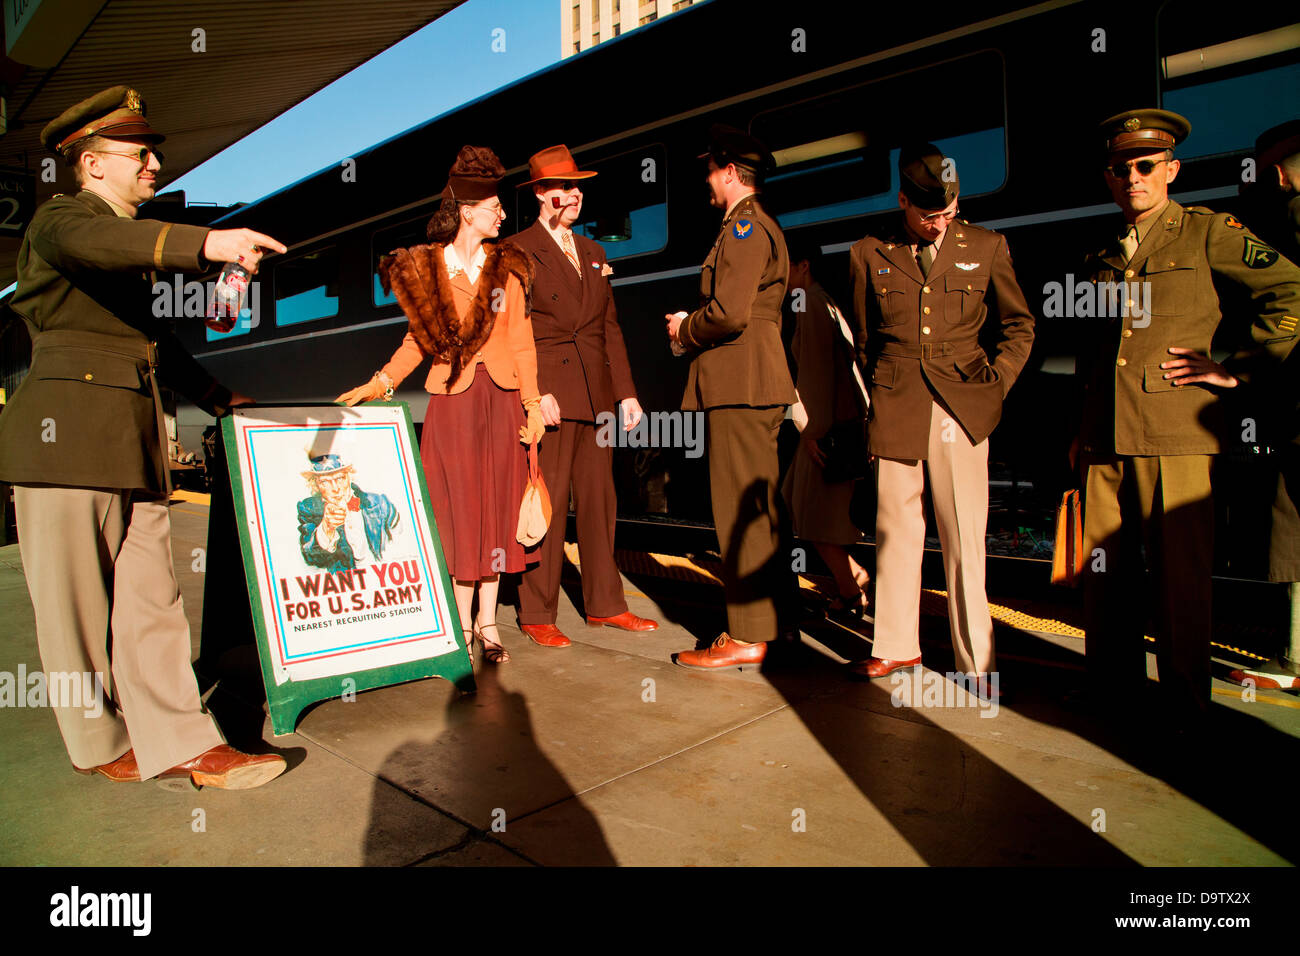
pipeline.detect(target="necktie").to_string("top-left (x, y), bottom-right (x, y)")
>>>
top-left (1119, 225), bottom-right (1139, 262)
top-left (561, 231), bottom-right (582, 276)
top-left (915, 242), bottom-right (934, 278)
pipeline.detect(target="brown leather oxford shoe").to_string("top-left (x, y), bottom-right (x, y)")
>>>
top-left (848, 655), bottom-right (923, 679)
top-left (520, 623), bottom-right (572, 647)
top-left (159, 744), bottom-right (286, 790)
top-left (73, 748), bottom-right (140, 782)
top-left (673, 633), bottom-right (766, 671)
top-left (586, 611), bottom-right (658, 631)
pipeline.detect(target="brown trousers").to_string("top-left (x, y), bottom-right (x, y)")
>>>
top-left (872, 401), bottom-right (994, 674)
top-left (14, 486), bottom-right (222, 779)
top-left (518, 420), bottom-right (628, 624)
top-left (706, 405), bottom-right (791, 644)
top-left (1082, 454), bottom-right (1213, 712)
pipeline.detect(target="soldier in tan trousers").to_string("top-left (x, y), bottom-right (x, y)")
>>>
top-left (0, 87), bottom-right (289, 788)
top-left (849, 143), bottom-right (1035, 691)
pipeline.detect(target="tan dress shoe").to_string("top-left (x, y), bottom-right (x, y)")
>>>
top-left (519, 624), bottom-right (572, 647)
top-left (847, 655), bottom-right (922, 679)
top-left (73, 749), bottom-right (140, 782)
top-left (586, 611), bottom-right (659, 631)
top-left (159, 745), bottom-right (286, 790)
top-left (673, 633), bottom-right (766, 671)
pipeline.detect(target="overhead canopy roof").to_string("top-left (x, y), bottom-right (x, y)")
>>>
top-left (0, 0), bottom-right (467, 287)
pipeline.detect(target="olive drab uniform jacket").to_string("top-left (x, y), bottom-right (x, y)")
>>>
top-left (850, 218), bottom-right (1035, 460)
top-left (678, 195), bottom-right (796, 410)
top-left (1077, 200), bottom-right (1300, 457)
top-left (0, 190), bottom-right (228, 492)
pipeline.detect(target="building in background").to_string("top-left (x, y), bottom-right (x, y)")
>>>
top-left (561, 0), bottom-right (702, 57)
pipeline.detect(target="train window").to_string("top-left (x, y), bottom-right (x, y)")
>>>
top-left (274, 247), bottom-right (339, 327)
top-left (509, 144), bottom-right (668, 262)
top-left (372, 216), bottom-right (428, 307)
top-left (1159, 10), bottom-right (1300, 159)
top-left (751, 51), bottom-right (1006, 228)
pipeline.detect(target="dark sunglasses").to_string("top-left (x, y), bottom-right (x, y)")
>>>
top-left (96, 146), bottom-right (164, 164)
top-left (1105, 158), bottom-right (1168, 178)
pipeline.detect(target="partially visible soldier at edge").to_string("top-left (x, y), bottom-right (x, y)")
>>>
top-left (0, 86), bottom-right (291, 788)
top-left (1074, 109), bottom-right (1300, 721)
top-left (1231, 119), bottom-right (1300, 690)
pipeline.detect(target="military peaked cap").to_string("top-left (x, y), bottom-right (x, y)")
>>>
top-left (41, 86), bottom-right (164, 155)
top-left (898, 142), bottom-right (958, 210)
top-left (700, 124), bottom-right (773, 174)
top-left (1099, 108), bottom-right (1190, 157)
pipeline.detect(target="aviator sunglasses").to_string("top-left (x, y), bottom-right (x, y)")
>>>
top-left (96, 145), bottom-right (164, 164)
top-left (1105, 158), bottom-right (1168, 178)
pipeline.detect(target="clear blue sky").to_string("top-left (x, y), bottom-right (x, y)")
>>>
top-left (167, 0), bottom-right (559, 208)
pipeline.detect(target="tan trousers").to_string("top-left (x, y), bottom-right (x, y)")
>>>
top-left (872, 401), bottom-right (994, 674)
top-left (15, 486), bottom-right (223, 779)
top-left (1081, 454), bottom-right (1213, 713)
top-left (706, 405), bottom-right (790, 644)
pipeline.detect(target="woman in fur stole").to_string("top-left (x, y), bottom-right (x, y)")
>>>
top-left (338, 146), bottom-right (545, 664)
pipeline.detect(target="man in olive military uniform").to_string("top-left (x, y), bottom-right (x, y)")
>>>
top-left (1076, 109), bottom-right (1300, 715)
top-left (667, 125), bottom-right (797, 670)
top-left (1230, 119), bottom-right (1300, 690)
top-left (847, 143), bottom-right (1035, 689)
top-left (0, 87), bottom-right (290, 788)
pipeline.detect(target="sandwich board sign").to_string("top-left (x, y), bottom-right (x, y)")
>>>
top-left (216, 402), bottom-right (472, 735)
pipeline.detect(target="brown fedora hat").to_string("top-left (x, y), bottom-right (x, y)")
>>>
top-left (518, 144), bottom-right (597, 187)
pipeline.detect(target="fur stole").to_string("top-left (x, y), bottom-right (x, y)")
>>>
top-left (377, 241), bottom-right (533, 379)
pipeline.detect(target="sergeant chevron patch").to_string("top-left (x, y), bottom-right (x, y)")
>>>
top-left (1243, 236), bottom-right (1279, 269)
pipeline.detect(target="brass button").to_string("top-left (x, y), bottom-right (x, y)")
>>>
top-left (1122, 329), bottom-right (1133, 338)
top-left (921, 326), bottom-right (931, 335)
top-left (84, 373), bottom-right (93, 381)
top-left (1167, 260), bottom-right (1175, 267)
top-left (922, 285), bottom-right (931, 294)
top-left (923, 306), bottom-right (931, 315)
top-left (1126, 300), bottom-right (1135, 310)
top-left (1116, 357), bottom-right (1128, 367)
top-left (966, 283), bottom-right (973, 290)
top-left (1124, 269), bottom-right (1135, 278)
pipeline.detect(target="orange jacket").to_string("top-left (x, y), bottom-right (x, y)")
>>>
top-left (381, 264), bottom-right (539, 403)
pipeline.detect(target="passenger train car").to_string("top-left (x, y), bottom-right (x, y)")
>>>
top-left (163, 0), bottom-right (1298, 573)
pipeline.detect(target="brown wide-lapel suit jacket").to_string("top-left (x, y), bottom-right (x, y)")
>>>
top-left (505, 219), bottom-right (636, 421)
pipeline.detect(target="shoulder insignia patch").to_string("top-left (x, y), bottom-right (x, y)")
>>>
top-left (733, 219), bottom-right (753, 239)
top-left (1243, 236), bottom-right (1280, 269)
top-left (1224, 215), bottom-right (1244, 229)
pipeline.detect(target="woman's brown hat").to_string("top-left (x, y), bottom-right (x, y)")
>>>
top-left (441, 145), bottom-right (505, 202)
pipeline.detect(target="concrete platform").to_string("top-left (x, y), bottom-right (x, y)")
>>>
top-left (1, 498), bottom-right (1297, 866)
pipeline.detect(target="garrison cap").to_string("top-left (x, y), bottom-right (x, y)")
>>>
top-left (1255, 119), bottom-right (1300, 170)
top-left (699, 124), bottom-right (773, 175)
top-left (1099, 108), bottom-right (1190, 157)
top-left (898, 142), bottom-right (958, 210)
top-left (41, 86), bottom-right (163, 155)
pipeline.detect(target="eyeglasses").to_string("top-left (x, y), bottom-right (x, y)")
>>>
top-left (95, 146), bottom-right (163, 164)
top-left (918, 207), bottom-right (959, 224)
top-left (474, 202), bottom-right (506, 219)
top-left (1105, 158), bottom-right (1168, 179)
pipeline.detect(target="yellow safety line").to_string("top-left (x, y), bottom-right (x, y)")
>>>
top-left (1211, 687), bottom-right (1300, 709)
top-left (170, 490), bottom-right (211, 505)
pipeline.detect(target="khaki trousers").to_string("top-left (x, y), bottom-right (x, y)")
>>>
top-left (872, 401), bottom-right (994, 674)
top-left (518, 420), bottom-right (628, 624)
top-left (706, 405), bottom-right (791, 644)
top-left (1081, 454), bottom-right (1213, 713)
top-left (15, 485), bottom-right (223, 779)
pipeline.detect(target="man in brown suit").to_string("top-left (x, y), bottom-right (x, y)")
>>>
top-left (848, 143), bottom-right (1035, 690)
top-left (1077, 110), bottom-right (1300, 715)
top-left (509, 146), bottom-right (657, 645)
top-left (0, 87), bottom-right (289, 788)
top-left (668, 125), bottom-right (797, 670)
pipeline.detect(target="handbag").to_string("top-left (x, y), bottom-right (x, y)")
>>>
top-left (1050, 489), bottom-right (1085, 586)
top-left (517, 441), bottom-right (552, 546)
top-left (815, 300), bottom-right (872, 485)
